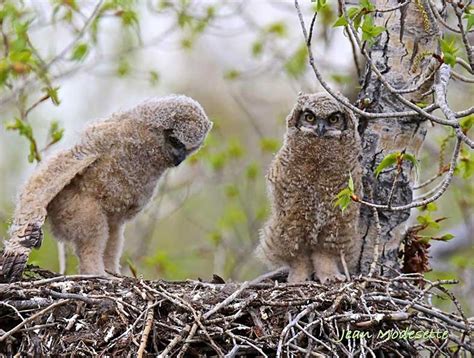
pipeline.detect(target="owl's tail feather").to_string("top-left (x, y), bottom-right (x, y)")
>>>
top-left (0, 251), bottom-right (29, 283)
top-left (0, 222), bottom-right (44, 282)
top-left (1, 148), bottom-right (98, 282)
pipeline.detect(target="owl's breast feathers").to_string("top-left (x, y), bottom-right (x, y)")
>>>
top-left (265, 133), bottom-right (362, 248)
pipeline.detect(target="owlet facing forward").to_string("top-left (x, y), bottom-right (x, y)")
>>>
top-left (1, 95), bottom-right (212, 281)
top-left (257, 92), bottom-right (362, 283)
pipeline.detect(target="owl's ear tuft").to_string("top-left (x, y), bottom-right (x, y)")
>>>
top-left (297, 92), bottom-right (309, 102)
top-left (287, 105), bottom-right (301, 128)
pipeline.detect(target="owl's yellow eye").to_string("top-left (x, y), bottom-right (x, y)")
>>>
top-left (328, 114), bottom-right (340, 124)
top-left (305, 113), bottom-right (315, 122)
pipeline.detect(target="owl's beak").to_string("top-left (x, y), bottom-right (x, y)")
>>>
top-left (171, 146), bottom-right (187, 166)
top-left (314, 121), bottom-right (326, 136)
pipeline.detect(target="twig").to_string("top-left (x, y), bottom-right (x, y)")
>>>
top-left (0, 299), bottom-right (71, 342)
top-left (203, 281), bottom-right (250, 319)
top-left (294, 0), bottom-right (460, 127)
top-left (354, 137), bottom-right (461, 210)
top-left (137, 300), bottom-right (155, 358)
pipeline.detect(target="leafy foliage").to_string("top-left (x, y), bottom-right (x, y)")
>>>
top-left (334, 173), bottom-right (357, 213)
top-left (464, 5), bottom-right (474, 31)
top-left (284, 44), bottom-right (308, 78)
top-left (5, 118), bottom-right (40, 162)
top-left (374, 151), bottom-right (419, 178)
top-left (439, 38), bottom-right (459, 67)
top-left (333, 0), bottom-right (384, 45)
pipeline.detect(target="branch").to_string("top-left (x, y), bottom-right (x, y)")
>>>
top-left (355, 137), bottom-right (462, 210)
top-left (434, 64), bottom-right (474, 149)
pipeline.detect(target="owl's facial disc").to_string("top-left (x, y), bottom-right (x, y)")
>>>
top-left (164, 129), bottom-right (188, 166)
top-left (297, 110), bottom-right (347, 138)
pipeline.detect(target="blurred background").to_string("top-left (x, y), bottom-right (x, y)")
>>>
top-left (0, 0), bottom-right (472, 308)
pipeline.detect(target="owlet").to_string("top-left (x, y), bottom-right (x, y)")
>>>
top-left (257, 92), bottom-right (362, 283)
top-left (1, 95), bottom-right (212, 281)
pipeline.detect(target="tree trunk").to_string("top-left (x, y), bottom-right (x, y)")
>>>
top-left (357, 0), bottom-right (440, 275)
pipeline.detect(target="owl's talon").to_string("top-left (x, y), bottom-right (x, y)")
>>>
top-left (332, 273), bottom-right (347, 282)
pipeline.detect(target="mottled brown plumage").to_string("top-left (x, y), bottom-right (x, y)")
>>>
top-left (257, 92), bottom-right (362, 283)
top-left (1, 95), bottom-right (212, 281)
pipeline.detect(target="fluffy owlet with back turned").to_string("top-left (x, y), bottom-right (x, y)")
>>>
top-left (257, 92), bottom-right (362, 283)
top-left (0, 95), bottom-right (212, 282)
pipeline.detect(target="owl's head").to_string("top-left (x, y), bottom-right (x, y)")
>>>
top-left (134, 95), bottom-right (213, 166)
top-left (287, 92), bottom-right (356, 139)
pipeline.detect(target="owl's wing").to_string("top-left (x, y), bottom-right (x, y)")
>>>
top-left (0, 147), bottom-right (98, 282)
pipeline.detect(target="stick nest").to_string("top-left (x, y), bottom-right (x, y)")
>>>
top-left (0, 266), bottom-right (472, 356)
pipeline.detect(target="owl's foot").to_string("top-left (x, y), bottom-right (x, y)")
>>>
top-left (287, 261), bottom-right (312, 283)
top-left (312, 251), bottom-right (345, 285)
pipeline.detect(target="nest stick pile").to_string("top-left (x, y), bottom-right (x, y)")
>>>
top-left (0, 267), bottom-right (472, 356)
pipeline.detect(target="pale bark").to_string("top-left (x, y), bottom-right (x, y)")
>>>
top-left (357, 0), bottom-right (441, 274)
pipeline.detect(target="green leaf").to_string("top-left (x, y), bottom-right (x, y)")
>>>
top-left (360, 0), bottom-right (375, 11)
top-left (402, 152), bottom-right (419, 171)
top-left (348, 7), bottom-right (361, 19)
top-left (464, 13), bottom-right (474, 31)
top-left (71, 43), bottom-right (88, 61)
top-left (361, 15), bottom-right (385, 42)
top-left (334, 188), bottom-right (352, 213)
top-left (265, 21), bottom-right (287, 37)
top-left (438, 233), bottom-right (454, 241)
top-left (5, 117), bottom-right (40, 162)
top-left (313, 0), bottom-right (328, 12)
top-left (117, 60), bottom-right (130, 77)
top-left (0, 59), bottom-right (10, 85)
top-left (225, 184), bottom-right (239, 198)
top-left (457, 147), bottom-right (473, 179)
top-left (206, 6), bottom-right (216, 19)
top-left (417, 215), bottom-right (441, 230)
top-left (284, 44), bottom-right (308, 78)
top-left (440, 38), bottom-right (459, 67)
top-left (9, 49), bottom-right (32, 63)
top-left (374, 153), bottom-right (398, 177)
top-left (43, 86), bottom-right (61, 106)
top-left (48, 120), bottom-right (64, 144)
top-left (251, 40), bottom-right (264, 57)
top-left (227, 139), bottom-right (244, 158)
top-left (333, 14), bottom-right (348, 27)
top-left (208, 231), bottom-right (222, 246)
top-left (330, 73), bottom-right (352, 84)
top-left (208, 152), bottom-right (227, 171)
top-left (460, 115), bottom-right (474, 133)
top-left (149, 70), bottom-right (159, 86)
top-left (348, 173), bottom-right (354, 192)
top-left (224, 69), bottom-right (240, 80)
top-left (121, 10), bottom-right (138, 26)
top-left (218, 206), bottom-right (246, 228)
top-left (418, 202), bottom-right (438, 212)
top-left (260, 137), bottom-right (281, 153)
top-left (180, 38), bottom-right (193, 49)
top-left (333, 7), bottom-right (361, 27)
top-left (256, 205), bottom-right (269, 221)
top-left (246, 162), bottom-right (259, 180)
